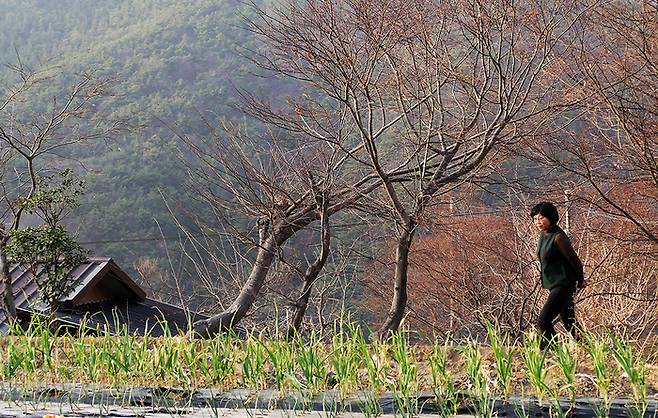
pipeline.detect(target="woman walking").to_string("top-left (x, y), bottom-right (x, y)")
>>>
top-left (531, 202), bottom-right (586, 349)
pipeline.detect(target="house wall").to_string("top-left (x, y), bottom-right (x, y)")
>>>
top-left (73, 273), bottom-right (135, 306)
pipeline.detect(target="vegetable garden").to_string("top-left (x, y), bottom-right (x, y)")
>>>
top-left (1, 318), bottom-right (657, 417)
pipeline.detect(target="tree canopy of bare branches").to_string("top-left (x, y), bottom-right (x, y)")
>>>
top-left (534, 0), bottom-right (658, 248)
top-left (232, 0), bottom-right (594, 335)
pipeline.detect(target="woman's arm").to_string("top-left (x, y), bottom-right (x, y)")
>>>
top-left (555, 233), bottom-right (585, 287)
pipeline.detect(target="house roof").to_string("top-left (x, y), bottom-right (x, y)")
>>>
top-left (54, 298), bottom-right (203, 337)
top-left (60, 257), bottom-right (146, 305)
top-left (1, 257), bottom-right (144, 312)
top-left (0, 257), bottom-right (201, 336)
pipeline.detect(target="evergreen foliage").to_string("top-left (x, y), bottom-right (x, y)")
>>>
top-left (7, 170), bottom-right (89, 310)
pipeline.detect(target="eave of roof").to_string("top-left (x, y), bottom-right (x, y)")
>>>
top-left (61, 257), bottom-right (146, 305)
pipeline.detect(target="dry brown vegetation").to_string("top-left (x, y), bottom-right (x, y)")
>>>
top-left (363, 197), bottom-right (658, 350)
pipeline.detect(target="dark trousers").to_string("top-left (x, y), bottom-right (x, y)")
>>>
top-left (537, 286), bottom-right (579, 349)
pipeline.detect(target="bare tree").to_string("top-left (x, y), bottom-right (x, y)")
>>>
top-left (242, 0), bottom-right (591, 335)
top-left (574, 201), bottom-right (658, 345)
top-left (0, 60), bottom-right (122, 322)
top-left (534, 0), bottom-right (657, 248)
top-left (178, 120), bottom-right (389, 336)
top-left (361, 186), bottom-right (542, 339)
top-left (286, 185), bottom-right (331, 338)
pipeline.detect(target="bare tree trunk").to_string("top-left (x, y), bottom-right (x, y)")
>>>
top-left (0, 235), bottom-right (17, 322)
top-left (378, 223), bottom-right (415, 337)
top-left (192, 212), bottom-right (315, 337)
top-left (287, 281), bottom-right (314, 339)
top-left (193, 233), bottom-right (283, 336)
top-left (287, 194), bottom-right (330, 339)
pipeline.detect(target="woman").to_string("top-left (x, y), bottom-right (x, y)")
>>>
top-left (531, 202), bottom-right (586, 349)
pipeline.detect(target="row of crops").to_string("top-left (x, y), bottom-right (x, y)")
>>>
top-left (0, 318), bottom-right (655, 417)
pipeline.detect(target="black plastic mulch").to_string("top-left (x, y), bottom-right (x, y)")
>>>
top-left (1, 386), bottom-right (657, 417)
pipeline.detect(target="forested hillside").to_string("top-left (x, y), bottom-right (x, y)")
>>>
top-left (0, 0), bottom-right (267, 267)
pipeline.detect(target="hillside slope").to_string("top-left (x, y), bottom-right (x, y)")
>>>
top-left (0, 0), bottom-right (267, 269)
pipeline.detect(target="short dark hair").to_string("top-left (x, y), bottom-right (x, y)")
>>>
top-left (530, 202), bottom-right (560, 225)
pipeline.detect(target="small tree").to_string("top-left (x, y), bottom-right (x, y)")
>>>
top-left (6, 170), bottom-right (88, 311)
top-left (0, 59), bottom-right (121, 320)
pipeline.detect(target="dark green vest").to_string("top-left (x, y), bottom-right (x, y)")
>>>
top-left (536, 227), bottom-right (577, 290)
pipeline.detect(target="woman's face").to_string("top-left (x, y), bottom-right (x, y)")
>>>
top-left (533, 213), bottom-right (552, 232)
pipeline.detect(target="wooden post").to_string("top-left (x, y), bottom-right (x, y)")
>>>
top-left (564, 190), bottom-right (572, 235)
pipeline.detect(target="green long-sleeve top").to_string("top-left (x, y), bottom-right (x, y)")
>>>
top-left (536, 226), bottom-right (584, 290)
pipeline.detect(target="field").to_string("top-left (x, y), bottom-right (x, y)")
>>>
top-left (1, 318), bottom-right (657, 417)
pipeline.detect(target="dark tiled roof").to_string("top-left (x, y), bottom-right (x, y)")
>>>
top-left (0, 311), bottom-right (12, 335)
top-left (1, 258), bottom-right (123, 313)
top-left (0, 257), bottom-right (201, 336)
top-left (55, 298), bottom-right (205, 336)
